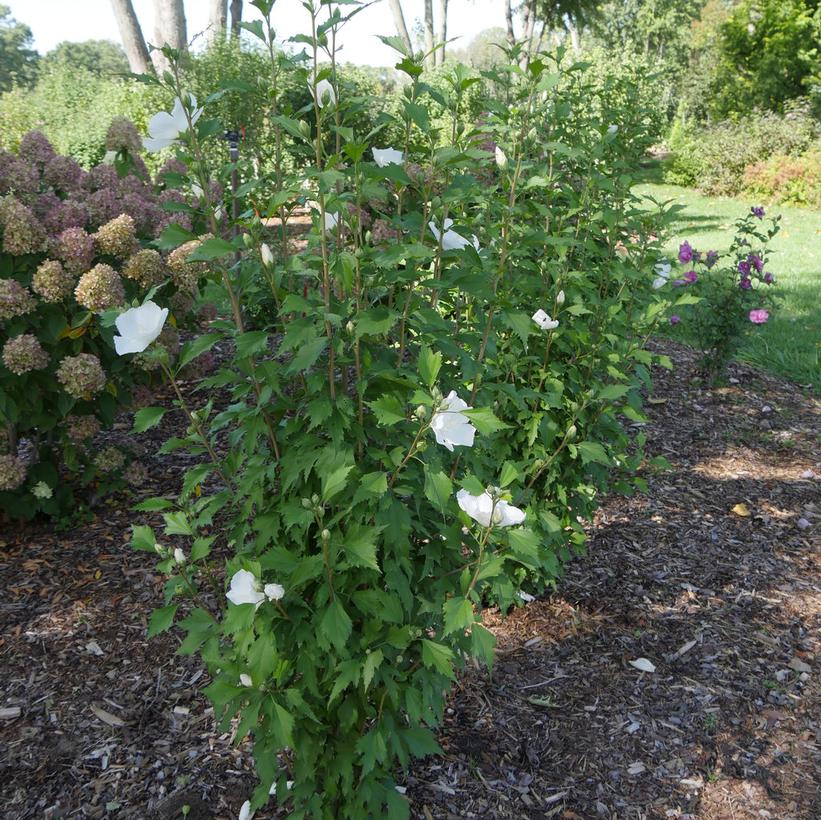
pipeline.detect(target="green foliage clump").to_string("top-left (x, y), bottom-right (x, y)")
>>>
top-left (0, 3), bottom-right (38, 93)
top-left (665, 106), bottom-right (820, 194)
top-left (710, 0), bottom-right (821, 120)
top-left (129, 8), bottom-right (684, 819)
top-left (0, 63), bottom-right (163, 168)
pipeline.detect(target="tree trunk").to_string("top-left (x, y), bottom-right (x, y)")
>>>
top-left (387, 0), bottom-right (413, 56)
top-left (423, 0), bottom-right (435, 69)
top-left (565, 14), bottom-right (580, 54)
top-left (110, 0), bottom-right (153, 74)
top-left (435, 0), bottom-right (448, 65)
top-left (230, 0), bottom-right (243, 37)
top-left (152, 0), bottom-right (187, 72)
top-left (520, 0), bottom-right (536, 67)
top-left (208, 0), bottom-right (227, 43)
top-left (505, 0), bottom-right (515, 46)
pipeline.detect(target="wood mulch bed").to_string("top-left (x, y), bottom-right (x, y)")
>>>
top-left (1, 341), bottom-right (818, 819)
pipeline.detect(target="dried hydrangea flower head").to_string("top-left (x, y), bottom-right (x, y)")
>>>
top-left (0, 196), bottom-right (48, 255)
top-left (167, 238), bottom-right (209, 293)
top-left (74, 263), bottom-right (125, 311)
top-left (105, 117), bottom-right (143, 155)
top-left (94, 446), bottom-right (125, 473)
top-left (66, 414), bottom-right (101, 445)
top-left (94, 213), bottom-right (138, 259)
top-left (56, 353), bottom-right (107, 398)
top-left (0, 279), bottom-right (37, 321)
top-left (2, 334), bottom-right (49, 375)
top-left (32, 259), bottom-right (75, 302)
top-left (123, 248), bottom-right (166, 288)
top-left (52, 227), bottom-right (95, 273)
top-left (0, 453), bottom-right (27, 492)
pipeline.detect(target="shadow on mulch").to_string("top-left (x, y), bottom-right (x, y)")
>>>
top-left (0, 340), bottom-right (818, 820)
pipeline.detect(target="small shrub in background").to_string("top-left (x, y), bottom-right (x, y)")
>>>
top-left (664, 207), bottom-right (780, 379)
top-left (742, 145), bottom-right (821, 208)
top-left (665, 105), bottom-right (819, 194)
top-left (0, 129), bottom-right (208, 520)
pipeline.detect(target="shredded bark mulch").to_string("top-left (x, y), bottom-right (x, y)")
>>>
top-left (1, 341), bottom-right (818, 820)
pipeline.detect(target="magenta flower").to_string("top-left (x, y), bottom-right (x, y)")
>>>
top-left (683, 270), bottom-right (698, 284)
top-left (749, 254), bottom-right (763, 273)
top-left (705, 250), bottom-right (719, 269)
top-left (678, 241), bottom-right (693, 263)
top-left (739, 277), bottom-right (752, 290)
top-left (749, 309), bottom-right (769, 324)
top-left (763, 272), bottom-right (774, 284)
top-left (738, 260), bottom-right (751, 276)
top-left (669, 315), bottom-right (681, 325)
top-left (751, 206), bottom-right (765, 218)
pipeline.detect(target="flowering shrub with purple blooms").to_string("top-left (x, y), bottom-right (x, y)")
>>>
top-left (0, 129), bottom-right (211, 520)
top-left (665, 206), bottom-right (781, 380)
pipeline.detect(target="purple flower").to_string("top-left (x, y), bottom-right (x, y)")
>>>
top-left (683, 270), bottom-right (698, 284)
top-left (748, 309), bottom-right (769, 324)
top-left (705, 250), bottom-right (719, 269)
top-left (738, 260), bottom-right (751, 276)
top-left (43, 155), bottom-right (85, 193)
top-left (678, 241), bottom-right (694, 263)
top-left (669, 315), bottom-right (681, 325)
top-left (748, 253), bottom-right (763, 273)
top-left (672, 278), bottom-right (687, 287)
top-left (18, 131), bottom-right (56, 169)
top-left (751, 206), bottom-right (765, 218)
top-left (739, 277), bottom-right (752, 290)
top-left (763, 272), bottom-right (774, 284)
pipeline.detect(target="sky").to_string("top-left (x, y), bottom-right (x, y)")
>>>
top-left (7, 0), bottom-right (509, 67)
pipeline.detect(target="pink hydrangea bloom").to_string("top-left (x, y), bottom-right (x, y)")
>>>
top-left (748, 309), bottom-right (769, 324)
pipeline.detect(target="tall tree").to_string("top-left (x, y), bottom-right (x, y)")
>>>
top-left (435, 0), bottom-right (449, 64)
top-left (43, 40), bottom-right (129, 76)
top-left (109, 0), bottom-right (152, 74)
top-left (388, 0), bottom-right (414, 55)
top-left (230, 0), bottom-right (243, 37)
top-left (423, 0), bottom-right (435, 67)
top-left (208, 0), bottom-right (228, 42)
top-left (151, 0), bottom-right (188, 72)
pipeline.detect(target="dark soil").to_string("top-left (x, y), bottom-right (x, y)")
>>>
top-left (1, 341), bottom-right (819, 820)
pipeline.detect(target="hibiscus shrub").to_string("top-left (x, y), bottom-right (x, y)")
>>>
top-left (663, 207), bottom-right (781, 380)
top-left (130, 5), bottom-right (683, 817)
top-left (0, 128), bottom-right (211, 519)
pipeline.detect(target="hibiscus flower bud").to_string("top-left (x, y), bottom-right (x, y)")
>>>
top-left (556, 289), bottom-right (565, 305)
top-left (414, 405), bottom-right (427, 420)
top-left (173, 548), bottom-right (186, 564)
top-left (321, 529), bottom-right (331, 542)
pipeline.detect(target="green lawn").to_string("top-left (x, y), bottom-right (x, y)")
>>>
top-left (633, 165), bottom-right (820, 390)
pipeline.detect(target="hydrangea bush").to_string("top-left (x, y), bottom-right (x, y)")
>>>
top-left (129, 4), bottom-right (684, 817)
top-left (0, 129), bottom-right (210, 519)
top-left (660, 206), bottom-right (780, 379)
